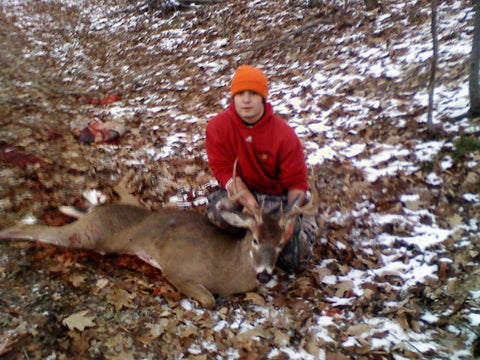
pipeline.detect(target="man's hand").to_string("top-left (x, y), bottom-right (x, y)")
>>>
top-left (288, 189), bottom-right (306, 207)
top-left (226, 177), bottom-right (259, 215)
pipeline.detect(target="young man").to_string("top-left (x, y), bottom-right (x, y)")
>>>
top-left (205, 64), bottom-right (317, 273)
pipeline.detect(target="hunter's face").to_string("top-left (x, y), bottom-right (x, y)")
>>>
top-left (234, 91), bottom-right (265, 124)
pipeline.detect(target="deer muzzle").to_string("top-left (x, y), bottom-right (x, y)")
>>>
top-left (256, 269), bottom-right (273, 284)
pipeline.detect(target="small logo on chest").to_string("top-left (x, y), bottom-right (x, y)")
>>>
top-left (245, 136), bottom-right (253, 143)
top-left (258, 151), bottom-right (272, 162)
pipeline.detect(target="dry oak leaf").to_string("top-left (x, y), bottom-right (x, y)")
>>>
top-left (107, 288), bottom-right (136, 311)
top-left (95, 278), bottom-right (109, 290)
top-left (273, 329), bottom-right (291, 347)
top-left (243, 292), bottom-right (266, 306)
top-left (326, 351), bottom-right (350, 360)
top-left (137, 320), bottom-right (168, 344)
top-left (236, 327), bottom-right (266, 343)
top-left (62, 310), bottom-right (96, 331)
top-left (346, 323), bottom-right (371, 336)
top-left (335, 280), bottom-right (355, 297)
top-left (69, 273), bottom-right (87, 288)
top-left (104, 333), bottom-right (132, 349)
top-left (107, 349), bottom-right (135, 360)
top-left (448, 213), bottom-right (463, 228)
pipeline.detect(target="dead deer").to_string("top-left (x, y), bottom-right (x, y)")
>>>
top-left (0, 179), bottom-right (317, 309)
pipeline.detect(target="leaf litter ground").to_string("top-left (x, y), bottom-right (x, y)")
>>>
top-left (0, 0), bottom-right (479, 359)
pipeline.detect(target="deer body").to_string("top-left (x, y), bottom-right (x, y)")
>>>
top-left (0, 167), bottom-right (317, 309)
top-left (0, 203), bottom-right (288, 309)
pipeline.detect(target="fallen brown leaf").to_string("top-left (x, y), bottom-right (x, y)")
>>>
top-left (62, 310), bottom-right (96, 332)
top-left (107, 288), bottom-right (136, 311)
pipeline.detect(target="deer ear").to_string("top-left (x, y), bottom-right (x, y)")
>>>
top-left (282, 217), bottom-right (297, 243)
top-left (220, 211), bottom-right (256, 229)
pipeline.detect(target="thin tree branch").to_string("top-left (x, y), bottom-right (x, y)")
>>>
top-left (427, 0), bottom-right (438, 128)
top-left (469, 2), bottom-right (480, 115)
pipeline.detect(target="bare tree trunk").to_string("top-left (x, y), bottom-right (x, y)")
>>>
top-left (364, 0), bottom-right (379, 10)
top-left (343, 0), bottom-right (379, 12)
top-left (427, 0), bottom-right (438, 128)
top-left (469, 2), bottom-right (480, 116)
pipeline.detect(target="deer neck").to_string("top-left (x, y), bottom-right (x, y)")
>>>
top-left (236, 235), bottom-right (256, 273)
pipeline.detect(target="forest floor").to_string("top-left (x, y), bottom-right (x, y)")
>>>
top-left (0, 0), bottom-right (479, 359)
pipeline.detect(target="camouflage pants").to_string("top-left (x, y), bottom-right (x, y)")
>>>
top-left (206, 189), bottom-right (318, 273)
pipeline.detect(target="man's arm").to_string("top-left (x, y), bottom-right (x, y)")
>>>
top-left (276, 122), bottom-right (309, 195)
top-left (288, 188), bottom-right (306, 206)
top-left (205, 118), bottom-right (235, 188)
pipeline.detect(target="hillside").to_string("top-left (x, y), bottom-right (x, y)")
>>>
top-left (0, 0), bottom-right (479, 359)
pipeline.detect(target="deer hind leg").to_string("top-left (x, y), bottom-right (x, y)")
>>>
top-left (170, 280), bottom-right (216, 310)
top-left (113, 171), bottom-right (144, 208)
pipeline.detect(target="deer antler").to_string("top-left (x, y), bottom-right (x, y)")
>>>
top-left (283, 178), bottom-right (319, 219)
top-left (228, 158), bottom-right (263, 224)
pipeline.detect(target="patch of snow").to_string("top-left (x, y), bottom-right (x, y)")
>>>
top-left (421, 311), bottom-right (440, 324)
top-left (425, 172), bottom-right (443, 186)
top-left (467, 313), bottom-right (480, 327)
top-left (340, 143), bottom-right (366, 158)
top-left (463, 193), bottom-right (480, 203)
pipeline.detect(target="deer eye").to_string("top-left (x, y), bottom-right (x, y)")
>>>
top-left (253, 238), bottom-right (259, 246)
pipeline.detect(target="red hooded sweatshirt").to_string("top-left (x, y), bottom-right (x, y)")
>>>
top-left (206, 102), bottom-right (308, 196)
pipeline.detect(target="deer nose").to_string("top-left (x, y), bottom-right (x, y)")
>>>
top-left (257, 270), bottom-right (272, 284)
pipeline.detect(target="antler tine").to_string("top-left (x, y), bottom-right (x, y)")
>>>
top-left (229, 157), bottom-right (263, 223)
top-left (227, 158), bottom-right (243, 203)
top-left (284, 178), bottom-right (319, 219)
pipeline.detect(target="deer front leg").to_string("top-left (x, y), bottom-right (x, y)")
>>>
top-left (171, 280), bottom-right (217, 310)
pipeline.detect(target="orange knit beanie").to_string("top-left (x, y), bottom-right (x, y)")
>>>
top-left (230, 65), bottom-right (269, 99)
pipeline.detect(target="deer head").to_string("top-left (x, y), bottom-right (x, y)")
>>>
top-left (219, 188), bottom-right (318, 284)
top-left (221, 158), bottom-right (318, 282)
